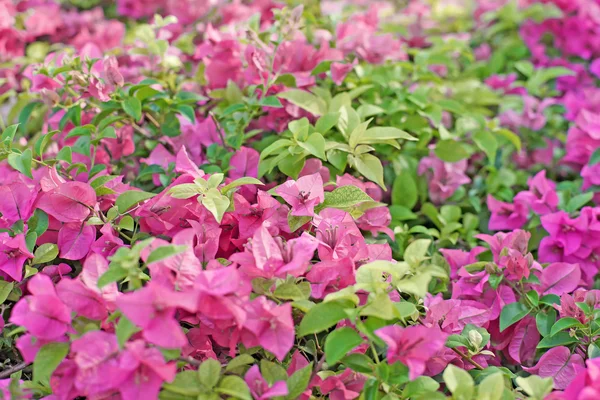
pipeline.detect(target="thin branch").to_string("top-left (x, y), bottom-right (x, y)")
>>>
top-left (452, 348), bottom-right (484, 370)
top-left (0, 362), bottom-right (29, 379)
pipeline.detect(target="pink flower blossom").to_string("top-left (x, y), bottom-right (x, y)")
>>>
top-left (275, 173), bottom-right (325, 217)
top-left (375, 324), bottom-right (447, 380)
top-left (245, 365), bottom-right (288, 400)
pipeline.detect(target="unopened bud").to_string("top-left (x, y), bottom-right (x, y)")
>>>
top-left (290, 5), bottom-right (304, 24)
top-left (40, 88), bottom-right (60, 106)
top-left (70, 71), bottom-right (87, 86)
top-left (468, 330), bottom-right (483, 348)
top-left (104, 56), bottom-right (124, 87)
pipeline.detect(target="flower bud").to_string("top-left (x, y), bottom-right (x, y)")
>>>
top-left (468, 330), bottom-right (483, 349)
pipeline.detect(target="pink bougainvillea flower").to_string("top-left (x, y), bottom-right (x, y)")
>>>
top-left (514, 170), bottom-right (558, 215)
top-left (418, 154), bottom-right (470, 204)
top-left (0, 232), bottom-right (34, 281)
top-left (330, 59), bottom-right (357, 85)
top-left (524, 346), bottom-right (585, 389)
top-left (539, 262), bottom-right (582, 296)
top-left (194, 264), bottom-right (249, 325)
top-left (507, 316), bottom-right (539, 365)
top-left (541, 212), bottom-right (588, 256)
top-left (116, 281), bottom-right (198, 348)
top-left (233, 190), bottom-right (290, 244)
top-left (57, 222), bottom-right (96, 260)
top-left (70, 330), bottom-right (133, 396)
top-left (487, 195), bottom-right (528, 231)
top-left (229, 146), bottom-right (260, 179)
top-left (0, 181), bottom-right (36, 225)
top-left (241, 297), bottom-right (295, 361)
top-left (275, 173), bottom-right (325, 216)
top-left (231, 223), bottom-right (318, 279)
top-left (119, 340), bottom-right (177, 400)
top-left (245, 365), bottom-right (288, 400)
top-left (10, 274), bottom-right (71, 340)
top-left (306, 257), bottom-right (355, 298)
top-left (375, 324), bottom-right (447, 380)
top-left (321, 368), bottom-right (366, 400)
top-left (36, 181), bottom-right (96, 223)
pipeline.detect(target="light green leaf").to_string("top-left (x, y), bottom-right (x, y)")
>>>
top-left (515, 376), bottom-right (553, 400)
top-left (286, 363), bottom-right (313, 400)
top-left (298, 132), bottom-right (326, 160)
top-left (477, 373), bottom-right (505, 400)
top-left (473, 130), bottom-right (498, 163)
top-left (277, 89), bottom-right (326, 116)
top-left (434, 139), bottom-right (470, 162)
top-left (221, 177), bottom-right (263, 194)
top-left (0, 281), bottom-right (14, 304)
top-left (116, 190), bottom-right (156, 213)
top-left (199, 359), bottom-right (222, 390)
top-left (32, 243), bottom-right (59, 265)
top-left (404, 239), bottom-right (431, 266)
top-left (297, 301), bottom-right (349, 336)
top-left (33, 342), bottom-right (70, 385)
top-left (8, 149), bottom-right (33, 179)
top-left (392, 171), bottom-right (417, 209)
top-left (324, 327), bottom-right (364, 365)
top-left (216, 376), bottom-right (252, 400)
top-left (358, 127), bottom-right (416, 145)
top-left (349, 153), bottom-right (385, 189)
top-left (122, 97), bottom-right (142, 121)
top-left (443, 364), bottom-right (474, 400)
top-left (146, 245), bottom-right (188, 264)
top-left (201, 188), bottom-right (230, 223)
top-left (168, 184), bottom-right (201, 199)
top-left (116, 315), bottom-right (139, 348)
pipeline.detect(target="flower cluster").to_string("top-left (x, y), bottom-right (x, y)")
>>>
top-left (1, 0), bottom-right (600, 399)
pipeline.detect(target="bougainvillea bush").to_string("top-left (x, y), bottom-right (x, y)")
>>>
top-left (3, 0), bottom-right (600, 399)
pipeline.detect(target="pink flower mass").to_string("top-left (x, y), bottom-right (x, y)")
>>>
top-left (2, 0), bottom-right (600, 398)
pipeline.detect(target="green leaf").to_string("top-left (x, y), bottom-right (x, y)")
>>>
top-left (175, 104), bottom-right (195, 123)
top-left (402, 376), bottom-right (440, 399)
top-left (536, 309), bottom-right (556, 337)
top-left (589, 148), bottom-right (600, 166)
top-left (56, 146), bottom-right (72, 163)
top-left (221, 177), bottom-right (264, 194)
top-left (273, 282), bottom-right (311, 300)
top-left (64, 125), bottom-right (94, 139)
top-left (201, 188), bottom-right (230, 223)
top-left (515, 375), bottom-right (553, 400)
top-left (494, 128), bottom-right (522, 152)
top-left (277, 89), bottom-right (326, 116)
top-left (298, 132), bottom-right (326, 160)
top-left (550, 317), bottom-right (584, 337)
top-left (33, 342), bottom-right (70, 385)
top-left (297, 301), bottom-right (349, 336)
top-left (216, 376), bottom-right (252, 400)
top-left (1, 124), bottom-right (19, 144)
top-left (324, 327), bottom-right (364, 365)
top-left (73, 135), bottom-right (91, 157)
top-left (321, 185), bottom-right (380, 213)
top-left (199, 359), bottom-right (221, 390)
top-left (434, 139), bottom-right (470, 162)
top-left (445, 334), bottom-right (472, 349)
top-left (32, 243), bottom-right (58, 265)
top-left (340, 353), bottom-right (374, 373)
top-left (116, 315), bottom-right (139, 348)
top-left (477, 373), bottom-right (505, 400)
top-left (115, 190), bottom-right (156, 213)
top-left (349, 153), bottom-right (385, 189)
top-left (443, 364), bottom-right (474, 400)
top-left (8, 149), bottom-right (33, 179)
top-left (97, 265), bottom-right (129, 288)
top-left (146, 245), bottom-right (188, 264)
top-left (315, 112), bottom-right (340, 133)
top-left (225, 354), bottom-right (255, 372)
top-left (0, 281), bottom-right (14, 304)
top-left (122, 97), bottom-right (142, 121)
top-left (168, 184), bottom-right (201, 199)
top-left (259, 96), bottom-right (283, 108)
top-left (499, 302), bottom-right (529, 332)
top-left (565, 192), bottom-right (593, 213)
top-left (286, 363), bottom-right (312, 400)
top-left (537, 331), bottom-right (578, 349)
top-left (473, 130), bottom-right (498, 163)
top-left (404, 239), bottom-right (431, 266)
top-left (260, 360), bottom-right (287, 385)
top-left (162, 371), bottom-right (202, 397)
top-left (392, 171), bottom-right (418, 209)
top-left (358, 127), bottom-right (416, 145)
top-left (28, 209), bottom-right (49, 237)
